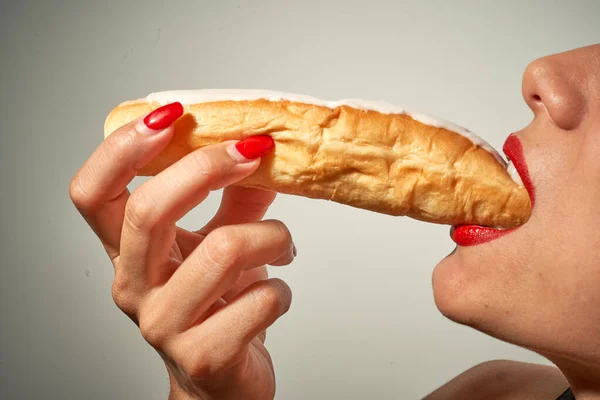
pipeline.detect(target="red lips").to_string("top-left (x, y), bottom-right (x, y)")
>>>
top-left (450, 134), bottom-right (535, 247)
top-left (503, 134), bottom-right (535, 208)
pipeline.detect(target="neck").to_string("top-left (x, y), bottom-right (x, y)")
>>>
top-left (550, 355), bottom-right (600, 399)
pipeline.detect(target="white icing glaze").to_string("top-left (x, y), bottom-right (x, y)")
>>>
top-left (141, 89), bottom-right (506, 166)
top-left (506, 160), bottom-right (523, 185)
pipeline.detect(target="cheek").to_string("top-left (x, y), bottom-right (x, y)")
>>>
top-left (525, 132), bottom-right (580, 210)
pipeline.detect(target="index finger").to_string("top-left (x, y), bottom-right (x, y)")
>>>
top-left (69, 102), bottom-right (183, 260)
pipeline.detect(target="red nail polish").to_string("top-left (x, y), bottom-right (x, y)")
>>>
top-left (234, 135), bottom-right (275, 159)
top-left (143, 102), bottom-right (184, 131)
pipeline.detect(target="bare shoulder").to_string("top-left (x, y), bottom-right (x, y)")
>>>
top-left (423, 360), bottom-right (569, 400)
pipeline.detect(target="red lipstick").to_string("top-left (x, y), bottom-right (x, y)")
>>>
top-left (503, 134), bottom-right (535, 207)
top-left (450, 134), bottom-right (535, 247)
top-left (450, 225), bottom-right (514, 247)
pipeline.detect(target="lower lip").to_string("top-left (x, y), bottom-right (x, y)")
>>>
top-left (451, 225), bottom-right (515, 246)
top-left (450, 134), bottom-right (533, 247)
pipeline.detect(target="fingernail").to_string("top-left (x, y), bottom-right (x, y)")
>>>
top-left (228, 135), bottom-right (275, 163)
top-left (292, 244), bottom-right (297, 257)
top-left (137, 102), bottom-right (184, 135)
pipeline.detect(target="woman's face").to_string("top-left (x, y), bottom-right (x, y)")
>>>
top-left (432, 44), bottom-right (600, 364)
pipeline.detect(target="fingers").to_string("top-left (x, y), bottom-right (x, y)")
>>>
top-left (176, 187), bottom-right (278, 287)
top-left (197, 186), bottom-right (277, 236)
top-left (69, 102), bottom-right (184, 260)
top-left (173, 187), bottom-right (278, 305)
top-left (139, 219), bottom-right (295, 338)
top-left (171, 187), bottom-right (278, 260)
top-left (167, 278), bottom-right (292, 379)
top-left (221, 266), bottom-right (269, 304)
top-left (195, 187), bottom-right (278, 303)
top-left (117, 135), bottom-right (275, 289)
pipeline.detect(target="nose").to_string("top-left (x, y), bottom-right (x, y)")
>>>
top-left (521, 55), bottom-right (587, 131)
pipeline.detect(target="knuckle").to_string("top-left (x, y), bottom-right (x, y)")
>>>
top-left (272, 278), bottom-right (293, 313)
top-left (111, 277), bottom-right (136, 316)
top-left (125, 190), bottom-right (157, 230)
top-left (110, 285), bottom-right (124, 310)
top-left (180, 352), bottom-right (212, 380)
top-left (255, 279), bottom-right (291, 314)
top-left (176, 337), bottom-right (249, 380)
top-left (138, 309), bottom-right (167, 347)
top-left (190, 151), bottom-right (218, 182)
top-left (267, 221), bottom-right (295, 262)
top-left (69, 176), bottom-right (94, 212)
top-left (203, 227), bottom-right (245, 270)
top-left (268, 219), bottom-right (293, 244)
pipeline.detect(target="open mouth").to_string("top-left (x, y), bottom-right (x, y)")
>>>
top-left (450, 133), bottom-right (535, 247)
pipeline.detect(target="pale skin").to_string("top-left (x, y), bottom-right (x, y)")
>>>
top-left (428, 43), bottom-right (600, 399)
top-left (70, 125), bottom-right (294, 400)
top-left (71, 43), bottom-right (600, 400)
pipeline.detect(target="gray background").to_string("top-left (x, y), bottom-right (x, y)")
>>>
top-left (1, 1), bottom-right (598, 399)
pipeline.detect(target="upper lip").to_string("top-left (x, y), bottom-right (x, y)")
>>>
top-left (502, 133), bottom-right (536, 209)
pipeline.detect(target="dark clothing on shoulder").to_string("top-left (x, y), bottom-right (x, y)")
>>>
top-left (556, 388), bottom-right (575, 400)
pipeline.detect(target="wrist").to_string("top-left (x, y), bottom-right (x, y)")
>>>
top-left (168, 391), bottom-right (201, 400)
top-left (168, 381), bottom-right (206, 400)
top-left (165, 365), bottom-right (208, 400)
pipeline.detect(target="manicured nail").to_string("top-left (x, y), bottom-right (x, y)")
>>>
top-left (136, 102), bottom-right (184, 135)
top-left (228, 135), bottom-right (275, 162)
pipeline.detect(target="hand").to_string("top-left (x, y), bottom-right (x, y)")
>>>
top-left (70, 103), bottom-right (296, 400)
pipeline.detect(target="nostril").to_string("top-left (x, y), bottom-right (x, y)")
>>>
top-left (522, 52), bottom-right (589, 131)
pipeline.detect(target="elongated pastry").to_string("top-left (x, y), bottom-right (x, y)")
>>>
top-left (103, 89), bottom-right (532, 228)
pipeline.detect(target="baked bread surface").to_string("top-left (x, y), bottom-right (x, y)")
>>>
top-left (104, 91), bottom-right (532, 228)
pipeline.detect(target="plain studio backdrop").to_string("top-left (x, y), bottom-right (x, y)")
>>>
top-left (0, 1), bottom-right (598, 399)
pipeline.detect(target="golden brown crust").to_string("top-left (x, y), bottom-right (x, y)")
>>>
top-left (104, 98), bottom-right (532, 228)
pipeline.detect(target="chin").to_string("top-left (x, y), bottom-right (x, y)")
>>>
top-left (431, 133), bottom-right (535, 326)
top-left (432, 247), bottom-right (479, 327)
top-left (431, 248), bottom-right (517, 344)
top-left (436, 126), bottom-right (545, 314)
top-left (430, 226), bottom-right (553, 355)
